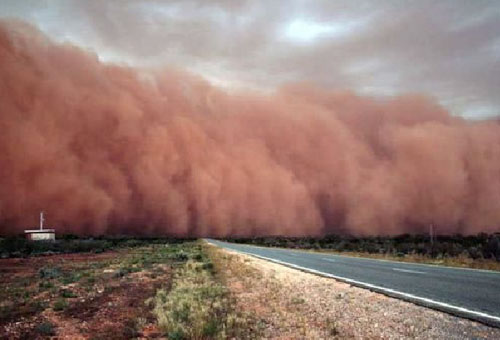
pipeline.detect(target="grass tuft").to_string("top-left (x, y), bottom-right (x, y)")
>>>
top-left (150, 243), bottom-right (244, 339)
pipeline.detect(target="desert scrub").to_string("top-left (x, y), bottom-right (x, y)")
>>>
top-left (53, 298), bottom-right (68, 311)
top-left (150, 246), bottom-right (240, 339)
top-left (60, 289), bottom-right (77, 298)
top-left (39, 266), bottom-right (62, 279)
top-left (36, 321), bottom-right (55, 336)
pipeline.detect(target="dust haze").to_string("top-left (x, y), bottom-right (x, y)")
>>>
top-left (1, 21), bottom-right (500, 236)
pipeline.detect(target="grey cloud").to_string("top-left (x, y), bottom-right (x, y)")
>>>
top-left (0, 0), bottom-right (499, 118)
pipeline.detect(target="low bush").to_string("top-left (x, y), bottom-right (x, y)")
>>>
top-left (39, 280), bottom-right (55, 290)
top-left (36, 321), bottom-right (55, 336)
top-left (39, 266), bottom-right (62, 279)
top-left (114, 266), bottom-right (141, 278)
top-left (60, 289), bottom-right (77, 298)
top-left (61, 272), bottom-right (82, 284)
top-left (172, 251), bottom-right (189, 262)
top-left (53, 298), bottom-right (68, 311)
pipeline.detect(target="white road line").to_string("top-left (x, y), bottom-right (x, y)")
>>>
top-left (392, 268), bottom-right (426, 274)
top-left (310, 252), bottom-right (500, 274)
top-left (209, 240), bottom-right (500, 274)
top-left (222, 241), bottom-right (500, 274)
top-left (322, 257), bottom-right (336, 262)
top-left (228, 248), bottom-right (500, 327)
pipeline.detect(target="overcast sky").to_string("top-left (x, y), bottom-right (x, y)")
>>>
top-left (1, 0), bottom-right (499, 119)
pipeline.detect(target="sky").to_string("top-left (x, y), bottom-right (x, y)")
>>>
top-left (0, 0), bottom-right (499, 119)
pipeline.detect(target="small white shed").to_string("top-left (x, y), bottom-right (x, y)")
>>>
top-left (24, 229), bottom-right (56, 241)
top-left (24, 212), bottom-right (56, 241)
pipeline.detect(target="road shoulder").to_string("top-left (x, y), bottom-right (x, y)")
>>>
top-left (209, 245), bottom-right (500, 339)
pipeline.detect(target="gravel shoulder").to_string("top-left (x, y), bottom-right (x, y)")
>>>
top-left (212, 245), bottom-right (500, 339)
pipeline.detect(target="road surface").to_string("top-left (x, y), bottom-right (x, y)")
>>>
top-left (207, 239), bottom-right (500, 328)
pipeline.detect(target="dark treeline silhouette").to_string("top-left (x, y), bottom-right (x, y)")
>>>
top-left (222, 233), bottom-right (500, 261)
top-left (0, 235), bottom-right (195, 258)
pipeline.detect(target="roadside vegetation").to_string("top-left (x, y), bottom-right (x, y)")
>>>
top-left (223, 233), bottom-right (500, 270)
top-left (149, 243), bottom-right (254, 339)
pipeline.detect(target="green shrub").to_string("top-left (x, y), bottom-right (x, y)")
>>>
top-left (36, 321), bottom-right (55, 336)
top-left (86, 276), bottom-right (96, 285)
top-left (28, 301), bottom-right (47, 314)
top-left (53, 298), bottom-right (68, 311)
top-left (60, 289), bottom-right (77, 298)
top-left (114, 267), bottom-right (130, 278)
top-left (39, 280), bottom-right (55, 290)
top-left (202, 319), bottom-right (219, 337)
top-left (201, 261), bottom-right (214, 271)
top-left (61, 272), bottom-right (82, 284)
top-left (114, 266), bottom-right (141, 278)
top-left (192, 253), bottom-right (203, 261)
top-left (172, 251), bottom-right (188, 262)
top-left (39, 267), bottom-right (62, 279)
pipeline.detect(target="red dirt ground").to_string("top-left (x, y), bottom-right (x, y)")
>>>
top-left (0, 250), bottom-right (170, 339)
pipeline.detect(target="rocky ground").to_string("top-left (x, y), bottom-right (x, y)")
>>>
top-left (211, 245), bottom-right (500, 339)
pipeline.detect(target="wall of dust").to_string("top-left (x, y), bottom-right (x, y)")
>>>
top-left (1, 21), bottom-right (500, 236)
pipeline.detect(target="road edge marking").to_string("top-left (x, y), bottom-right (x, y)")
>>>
top-left (392, 268), bottom-right (426, 274)
top-left (226, 241), bottom-right (500, 274)
top-left (212, 243), bottom-right (500, 329)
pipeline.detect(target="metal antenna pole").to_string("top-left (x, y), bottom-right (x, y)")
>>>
top-left (40, 211), bottom-right (44, 230)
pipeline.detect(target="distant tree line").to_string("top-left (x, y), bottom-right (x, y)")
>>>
top-left (0, 235), bottom-right (194, 258)
top-left (222, 233), bottom-right (500, 261)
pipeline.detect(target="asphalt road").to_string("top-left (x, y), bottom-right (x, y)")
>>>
top-left (207, 239), bottom-right (500, 328)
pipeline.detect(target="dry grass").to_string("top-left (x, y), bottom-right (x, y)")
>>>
top-left (149, 243), bottom-right (254, 339)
